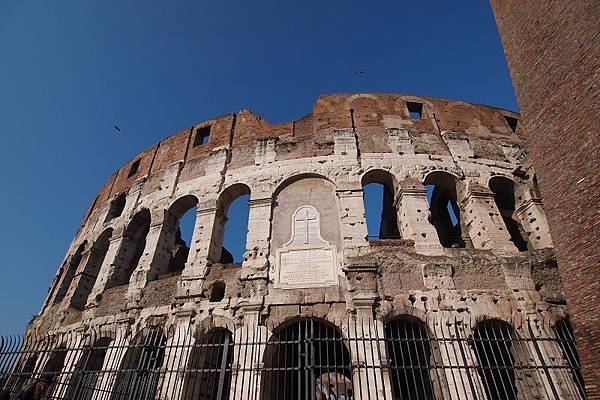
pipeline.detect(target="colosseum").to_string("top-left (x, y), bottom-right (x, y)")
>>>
top-left (0, 93), bottom-right (586, 399)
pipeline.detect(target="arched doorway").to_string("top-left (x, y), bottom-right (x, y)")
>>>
top-left (261, 318), bottom-right (353, 400)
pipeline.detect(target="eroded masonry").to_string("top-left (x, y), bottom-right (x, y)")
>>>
top-left (1, 93), bottom-right (585, 399)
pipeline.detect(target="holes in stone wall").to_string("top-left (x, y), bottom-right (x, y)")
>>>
top-left (106, 209), bottom-right (151, 289)
top-left (127, 159), bottom-right (141, 178)
top-left (53, 241), bottom-right (87, 305)
top-left (209, 281), bottom-right (226, 302)
top-left (504, 116), bottom-right (518, 133)
top-left (104, 193), bottom-right (126, 223)
top-left (362, 170), bottom-right (400, 239)
top-left (489, 176), bottom-right (529, 251)
top-left (407, 101), bottom-right (423, 120)
top-left (424, 172), bottom-right (465, 248)
top-left (213, 184), bottom-right (250, 264)
top-left (193, 125), bottom-right (211, 147)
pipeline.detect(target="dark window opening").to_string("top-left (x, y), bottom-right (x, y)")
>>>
top-left (209, 281), bottom-right (226, 302)
top-left (183, 329), bottom-right (233, 400)
top-left (104, 193), bottom-right (126, 223)
top-left (127, 159), bottom-right (141, 178)
top-left (425, 172), bottom-right (465, 248)
top-left (385, 318), bottom-right (436, 400)
top-left (193, 125), bottom-right (212, 147)
top-left (65, 337), bottom-right (113, 400)
top-left (111, 330), bottom-right (166, 400)
top-left (261, 319), bottom-right (353, 400)
top-left (471, 320), bottom-right (518, 400)
top-left (160, 195), bottom-right (199, 278)
top-left (106, 209), bottom-right (150, 289)
top-left (505, 116), bottom-right (518, 133)
top-left (407, 101), bottom-right (423, 120)
top-left (53, 242), bottom-right (87, 304)
top-left (71, 229), bottom-right (113, 310)
top-left (489, 177), bottom-right (529, 251)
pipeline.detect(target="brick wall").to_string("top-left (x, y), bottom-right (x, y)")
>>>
top-left (490, 1), bottom-right (600, 397)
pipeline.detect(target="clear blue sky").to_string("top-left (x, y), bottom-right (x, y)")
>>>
top-left (0, 1), bottom-right (518, 333)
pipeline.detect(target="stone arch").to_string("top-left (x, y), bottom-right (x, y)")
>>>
top-left (384, 315), bottom-right (440, 400)
top-left (423, 171), bottom-right (466, 248)
top-left (361, 169), bottom-right (401, 239)
top-left (110, 328), bottom-right (166, 400)
top-left (182, 326), bottom-right (234, 400)
top-left (208, 183), bottom-right (251, 263)
top-left (70, 228), bottom-right (113, 310)
top-left (53, 241), bottom-right (88, 305)
top-left (271, 175), bottom-right (341, 254)
top-left (64, 336), bottom-right (114, 400)
top-left (260, 318), bottom-right (353, 400)
top-left (106, 209), bottom-right (151, 289)
top-left (273, 172), bottom-right (336, 199)
top-left (470, 318), bottom-right (537, 400)
top-left (163, 194), bottom-right (200, 275)
top-left (488, 176), bottom-right (529, 251)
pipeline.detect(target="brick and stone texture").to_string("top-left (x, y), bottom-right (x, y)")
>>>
top-left (28, 93), bottom-right (583, 398)
top-left (490, 1), bottom-right (600, 397)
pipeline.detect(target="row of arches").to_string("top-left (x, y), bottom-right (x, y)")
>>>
top-left (363, 170), bottom-right (532, 250)
top-left (10, 317), bottom-right (583, 400)
top-left (50, 170), bottom-right (540, 311)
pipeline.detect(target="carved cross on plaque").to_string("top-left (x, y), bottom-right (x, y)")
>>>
top-left (297, 207), bottom-right (317, 244)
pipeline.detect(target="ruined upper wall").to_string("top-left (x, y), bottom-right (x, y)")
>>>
top-left (83, 93), bottom-right (522, 220)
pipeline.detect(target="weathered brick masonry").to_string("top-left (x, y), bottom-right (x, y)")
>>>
top-left (490, 1), bottom-right (600, 397)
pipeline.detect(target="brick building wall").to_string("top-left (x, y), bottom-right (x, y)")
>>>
top-left (490, 1), bottom-right (600, 397)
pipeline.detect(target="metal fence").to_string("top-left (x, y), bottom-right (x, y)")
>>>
top-left (0, 317), bottom-right (586, 400)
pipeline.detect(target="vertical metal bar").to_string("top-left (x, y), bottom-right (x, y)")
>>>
top-left (527, 319), bottom-right (560, 400)
top-left (454, 322), bottom-right (477, 399)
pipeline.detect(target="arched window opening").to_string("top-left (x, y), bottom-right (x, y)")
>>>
top-left (385, 317), bottom-right (438, 399)
top-left (111, 330), bottom-right (166, 400)
top-left (213, 184), bottom-right (250, 264)
top-left (53, 242), bottom-right (87, 305)
top-left (489, 177), bottom-right (529, 251)
top-left (104, 193), bottom-right (126, 223)
top-left (71, 229), bottom-right (113, 310)
top-left (41, 346), bottom-right (68, 393)
top-left (182, 328), bottom-right (233, 400)
top-left (362, 170), bottom-right (400, 240)
top-left (65, 337), bottom-right (113, 400)
top-left (163, 195), bottom-right (198, 276)
top-left (554, 319), bottom-right (586, 398)
top-left (261, 318), bottom-right (353, 400)
top-left (106, 209), bottom-right (150, 289)
top-left (424, 172), bottom-right (464, 248)
top-left (471, 320), bottom-right (518, 400)
top-left (209, 281), bottom-right (226, 302)
top-left (4, 354), bottom-right (38, 393)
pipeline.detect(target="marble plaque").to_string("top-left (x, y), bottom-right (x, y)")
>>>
top-left (274, 205), bottom-right (338, 289)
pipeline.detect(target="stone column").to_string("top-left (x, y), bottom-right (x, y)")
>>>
top-left (177, 200), bottom-right (220, 299)
top-left (229, 305), bottom-right (268, 400)
top-left (158, 309), bottom-right (195, 400)
top-left (337, 182), bottom-right (369, 258)
top-left (396, 179), bottom-right (444, 255)
top-left (515, 195), bottom-right (554, 250)
top-left (459, 185), bottom-right (518, 253)
top-left (50, 331), bottom-right (87, 399)
top-left (345, 263), bottom-right (393, 400)
top-left (242, 192), bottom-right (272, 271)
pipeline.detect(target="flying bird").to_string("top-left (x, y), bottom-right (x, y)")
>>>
top-left (114, 125), bottom-right (121, 131)
top-left (354, 71), bottom-right (366, 75)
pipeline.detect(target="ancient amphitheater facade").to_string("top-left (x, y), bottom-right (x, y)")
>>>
top-left (0, 93), bottom-right (586, 399)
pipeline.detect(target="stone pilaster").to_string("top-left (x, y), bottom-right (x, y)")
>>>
top-left (336, 182), bottom-right (369, 258)
top-left (459, 184), bottom-right (518, 253)
top-left (242, 193), bottom-right (272, 270)
top-left (396, 179), bottom-right (444, 255)
top-left (515, 197), bottom-right (554, 250)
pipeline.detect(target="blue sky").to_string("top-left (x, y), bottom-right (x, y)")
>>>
top-left (0, 1), bottom-right (517, 333)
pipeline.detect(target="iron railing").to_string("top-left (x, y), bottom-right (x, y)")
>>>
top-left (0, 317), bottom-right (586, 399)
